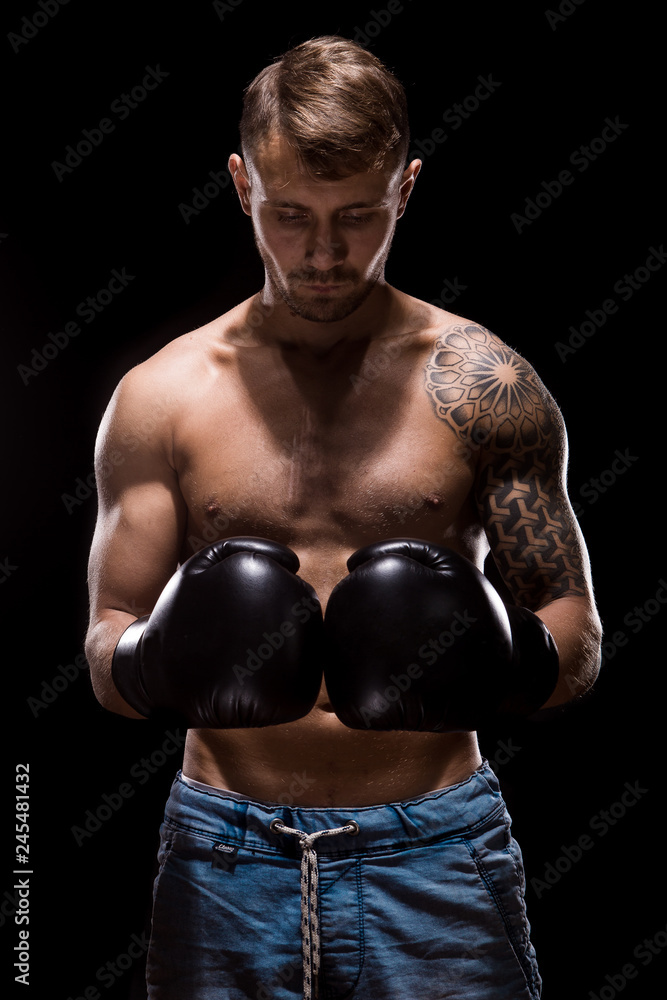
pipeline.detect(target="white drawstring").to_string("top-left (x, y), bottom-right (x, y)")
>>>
top-left (270, 819), bottom-right (359, 1000)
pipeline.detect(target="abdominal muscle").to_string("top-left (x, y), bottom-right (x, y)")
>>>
top-left (182, 714), bottom-right (483, 808)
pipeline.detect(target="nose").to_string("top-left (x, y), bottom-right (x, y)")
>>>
top-left (306, 226), bottom-right (346, 271)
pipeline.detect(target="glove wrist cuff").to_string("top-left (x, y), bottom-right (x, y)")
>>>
top-left (111, 616), bottom-right (153, 718)
top-left (501, 605), bottom-right (560, 716)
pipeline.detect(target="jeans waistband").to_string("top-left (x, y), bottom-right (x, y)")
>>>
top-left (164, 761), bottom-right (504, 856)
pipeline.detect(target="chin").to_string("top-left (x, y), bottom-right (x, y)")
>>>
top-left (285, 286), bottom-right (376, 324)
top-left (290, 303), bottom-right (359, 323)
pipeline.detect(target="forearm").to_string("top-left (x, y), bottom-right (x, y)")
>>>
top-left (535, 595), bottom-right (602, 707)
top-left (85, 611), bottom-right (146, 718)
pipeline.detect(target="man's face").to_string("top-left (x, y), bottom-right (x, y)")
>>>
top-left (230, 134), bottom-right (420, 323)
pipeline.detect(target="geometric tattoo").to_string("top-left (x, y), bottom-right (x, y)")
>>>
top-left (424, 323), bottom-right (551, 453)
top-left (425, 324), bottom-right (587, 606)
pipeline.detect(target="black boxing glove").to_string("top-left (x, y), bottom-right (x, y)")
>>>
top-left (111, 537), bottom-right (323, 728)
top-left (323, 539), bottom-right (559, 732)
top-left (499, 603), bottom-right (560, 717)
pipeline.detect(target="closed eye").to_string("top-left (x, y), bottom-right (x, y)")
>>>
top-left (277, 213), bottom-right (308, 224)
top-left (276, 213), bottom-right (376, 225)
top-left (340, 214), bottom-right (375, 225)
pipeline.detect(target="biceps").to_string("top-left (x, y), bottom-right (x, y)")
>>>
top-left (477, 454), bottom-right (589, 608)
top-left (87, 478), bottom-right (187, 620)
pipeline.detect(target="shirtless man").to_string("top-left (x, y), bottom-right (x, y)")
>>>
top-left (85, 36), bottom-right (601, 1000)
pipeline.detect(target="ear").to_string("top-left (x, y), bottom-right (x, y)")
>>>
top-left (396, 159), bottom-right (422, 219)
top-left (228, 154), bottom-right (252, 216)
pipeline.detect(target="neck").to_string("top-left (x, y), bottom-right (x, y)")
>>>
top-left (248, 281), bottom-right (397, 357)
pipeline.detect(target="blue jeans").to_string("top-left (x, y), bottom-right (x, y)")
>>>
top-left (146, 763), bottom-right (541, 999)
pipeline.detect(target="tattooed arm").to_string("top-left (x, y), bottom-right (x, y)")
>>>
top-left (425, 323), bottom-right (602, 707)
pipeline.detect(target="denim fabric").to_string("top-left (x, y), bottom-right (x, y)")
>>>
top-left (146, 763), bottom-right (541, 999)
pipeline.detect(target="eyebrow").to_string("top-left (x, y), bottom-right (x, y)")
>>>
top-left (263, 199), bottom-right (385, 210)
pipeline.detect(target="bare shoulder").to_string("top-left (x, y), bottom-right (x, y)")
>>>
top-left (94, 306), bottom-right (250, 477)
top-left (420, 309), bottom-right (564, 458)
top-left (103, 299), bottom-right (255, 423)
top-left (116, 314), bottom-right (229, 393)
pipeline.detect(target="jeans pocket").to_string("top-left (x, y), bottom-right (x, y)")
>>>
top-left (155, 821), bottom-right (175, 878)
top-left (147, 826), bottom-right (307, 998)
top-left (464, 822), bottom-right (541, 998)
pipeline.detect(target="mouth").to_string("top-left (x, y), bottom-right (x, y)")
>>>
top-left (301, 283), bottom-right (345, 294)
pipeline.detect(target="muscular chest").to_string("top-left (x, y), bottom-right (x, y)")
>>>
top-left (174, 350), bottom-right (478, 560)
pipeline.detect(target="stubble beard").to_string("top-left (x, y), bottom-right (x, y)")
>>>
top-left (255, 238), bottom-right (392, 324)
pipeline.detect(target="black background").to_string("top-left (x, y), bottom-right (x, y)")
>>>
top-left (3, 0), bottom-right (664, 997)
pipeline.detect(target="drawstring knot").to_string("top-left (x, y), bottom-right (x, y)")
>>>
top-left (270, 818), bottom-right (359, 1000)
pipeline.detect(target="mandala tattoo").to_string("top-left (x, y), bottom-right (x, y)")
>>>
top-left (425, 324), bottom-right (587, 606)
